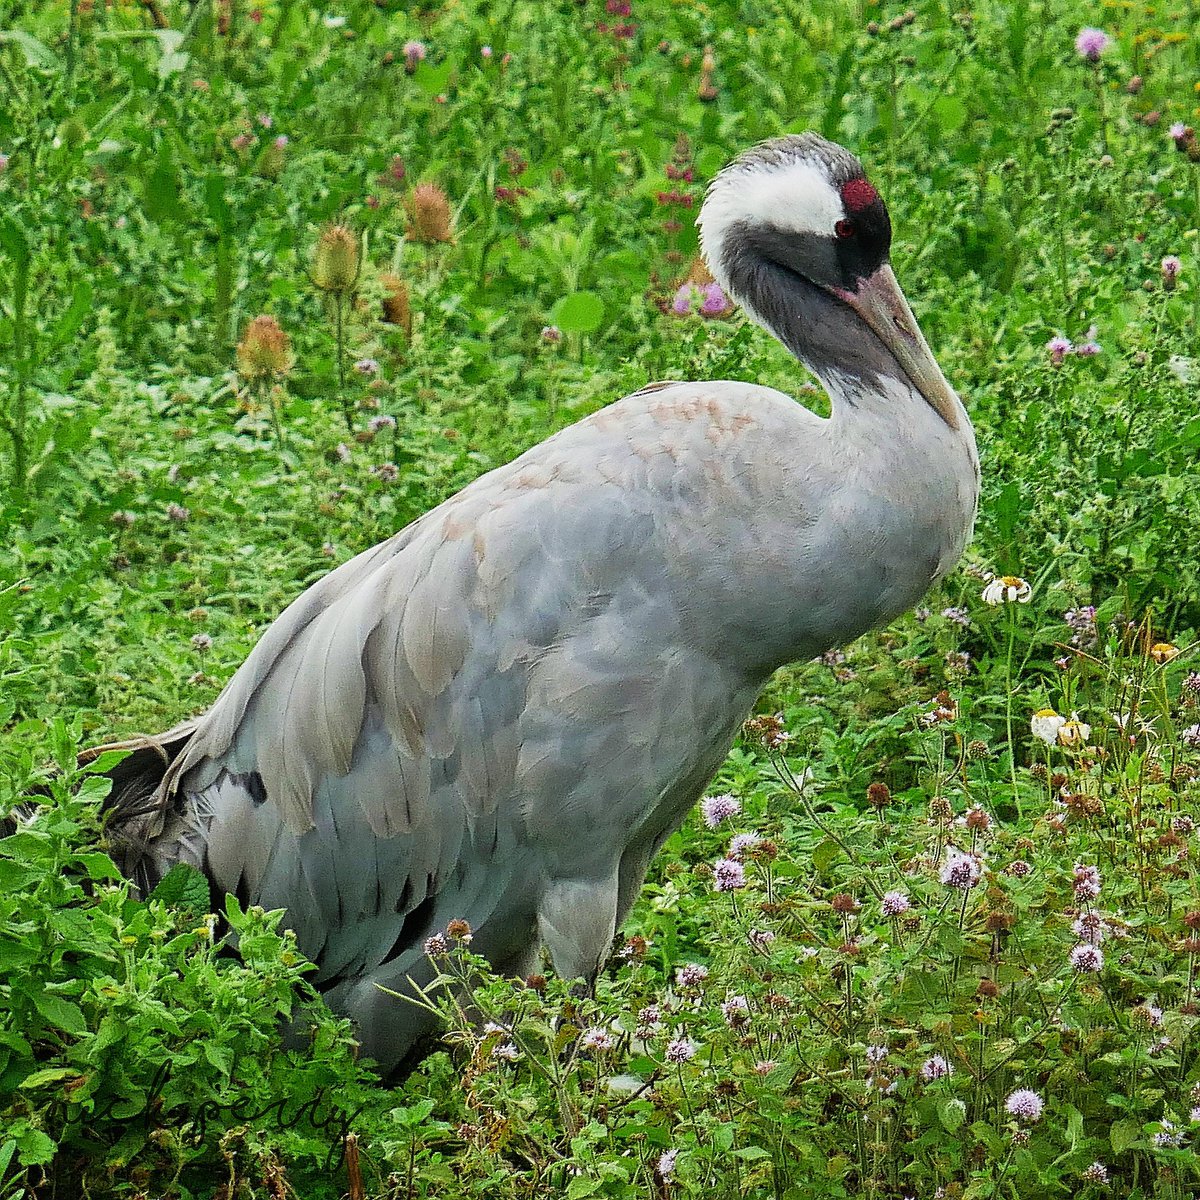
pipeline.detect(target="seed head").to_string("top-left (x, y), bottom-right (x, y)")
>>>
top-left (446, 918), bottom-right (472, 941)
top-left (831, 892), bottom-right (860, 914)
top-left (236, 315), bottom-right (293, 383)
top-left (380, 273), bottom-right (412, 333)
top-left (867, 781), bottom-right (891, 809)
top-left (312, 224), bottom-right (359, 294)
top-left (405, 182), bottom-right (454, 244)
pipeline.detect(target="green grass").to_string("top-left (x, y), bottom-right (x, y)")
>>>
top-left (3, 0), bottom-right (1200, 1196)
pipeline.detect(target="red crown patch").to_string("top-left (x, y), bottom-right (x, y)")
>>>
top-left (840, 178), bottom-right (878, 213)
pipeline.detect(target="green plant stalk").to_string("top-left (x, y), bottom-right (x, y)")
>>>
top-left (1004, 609), bottom-right (1022, 820)
top-left (334, 294), bottom-right (352, 431)
top-left (3, 238), bottom-right (31, 494)
top-left (66, 0), bottom-right (82, 86)
top-left (214, 229), bottom-right (233, 356)
top-left (1193, 170), bottom-right (1200, 353)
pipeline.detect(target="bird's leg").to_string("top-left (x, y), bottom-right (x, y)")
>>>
top-left (537, 871), bottom-right (619, 994)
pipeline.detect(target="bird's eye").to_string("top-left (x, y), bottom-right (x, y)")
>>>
top-left (835, 219), bottom-right (856, 240)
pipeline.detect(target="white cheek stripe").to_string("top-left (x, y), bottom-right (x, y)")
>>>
top-left (697, 157), bottom-right (841, 302)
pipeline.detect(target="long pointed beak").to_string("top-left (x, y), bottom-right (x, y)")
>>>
top-left (835, 264), bottom-right (962, 430)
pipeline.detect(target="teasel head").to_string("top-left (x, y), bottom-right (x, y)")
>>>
top-left (236, 315), bottom-right (293, 383)
top-left (312, 223), bottom-right (361, 294)
top-left (405, 182), bottom-right (455, 244)
top-left (380, 273), bottom-right (412, 334)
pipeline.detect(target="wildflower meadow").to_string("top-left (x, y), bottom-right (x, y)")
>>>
top-left (3, 1), bottom-right (1200, 1197)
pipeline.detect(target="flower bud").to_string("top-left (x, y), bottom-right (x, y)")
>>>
top-left (405, 182), bottom-right (454, 244)
top-left (312, 223), bottom-right (359, 293)
top-left (236, 315), bottom-right (293, 382)
top-left (379, 273), bottom-right (412, 333)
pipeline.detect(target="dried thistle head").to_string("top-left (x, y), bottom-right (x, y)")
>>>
top-left (405, 182), bottom-right (454, 244)
top-left (312, 223), bottom-right (360, 294)
top-left (236, 315), bottom-right (293, 382)
top-left (379, 272), bottom-right (412, 333)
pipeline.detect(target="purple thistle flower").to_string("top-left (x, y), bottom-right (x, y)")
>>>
top-left (665, 1036), bottom-right (697, 1063)
top-left (1005, 1089), bottom-right (1044, 1122)
top-left (1169, 121), bottom-right (1191, 147)
top-left (1069, 943), bottom-right (1104, 973)
top-left (671, 282), bottom-right (698, 315)
top-left (1163, 255), bottom-right (1182, 280)
top-left (273, 134), bottom-right (289, 149)
top-left (1075, 338), bottom-right (1101, 357)
top-left (920, 1054), bottom-right (953, 1082)
top-left (882, 890), bottom-right (911, 917)
top-left (1047, 334), bottom-right (1072, 365)
top-left (699, 281), bottom-right (729, 316)
top-left (1074, 27), bottom-right (1110, 61)
top-left (166, 502), bottom-right (190, 522)
top-left (403, 39), bottom-right (427, 61)
top-left (701, 793), bottom-right (740, 828)
top-left (256, 112), bottom-right (273, 128)
top-left (713, 857), bottom-right (746, 891)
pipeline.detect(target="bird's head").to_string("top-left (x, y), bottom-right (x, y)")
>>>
top-left (698, 133), bottom-right (961, 429)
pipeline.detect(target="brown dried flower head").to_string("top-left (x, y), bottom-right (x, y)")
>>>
top-left (867, 781), bottom-right (891, 809)
top-left (236, 315), bottom-right (293, 383)
top-left (406, 182), bottom-right (455, 244)
top-left (929, 796), bottom-right (954, 823)
top-left (446, 918), bottom-right (472, 941)
top-left (831, 893), bottom-right (860, 914)
top-left (312, 223), bottom-right (360, 294)
top-left (380, 272), bottom-right (412, 333)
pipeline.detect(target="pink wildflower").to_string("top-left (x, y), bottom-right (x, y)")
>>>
top-left (701, 793), bottom-right (740, 828)
top-left (1074, 27), bottom-right (1110, 61)
top-left (713, 857), bottom-right (746, 891)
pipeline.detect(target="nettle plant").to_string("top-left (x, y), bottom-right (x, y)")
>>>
top-left (0, 720), bottom-right (373, 1196)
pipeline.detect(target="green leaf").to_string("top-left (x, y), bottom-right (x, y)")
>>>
top-left (933, 94), bottom-right (968, 133)
top-left (0, 30), bottom-right (59, 69)
top-left (149, 862), bottom-right (211, 911)
top-left (565, 1176), bottom-right (602, 1199)
top-left (938, 1096), bottom-right (966, 1133)
top-left (32, 993), bottom-right (87, 1037)
top-left (552, 291), bottom-right (605, 334)
top-left (75, 851), bottom-right (122, 881)
top-left (20, 1067), bottom-right (81, 1089)
top-left (1111, 1117), bottom-right (1141, 1155)
top-left (144, 139), bottom-right (181, 224)
top-left (812, 837), bottom-right (841, 873)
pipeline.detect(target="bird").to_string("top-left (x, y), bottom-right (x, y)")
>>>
top-left (91, 133), bottom-right (979, 1077)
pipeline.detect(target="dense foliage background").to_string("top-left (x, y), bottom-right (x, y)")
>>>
top-left (2, 0), bottom-right (1200, 1196)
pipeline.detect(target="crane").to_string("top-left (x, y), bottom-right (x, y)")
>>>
top-left (93, 134), bottom-right (979, 1076)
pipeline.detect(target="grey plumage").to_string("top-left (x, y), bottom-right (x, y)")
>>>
top-left (95, 135), bottom-right (979, 1075)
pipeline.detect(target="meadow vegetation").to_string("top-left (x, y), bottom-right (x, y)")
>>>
top-left (3, 0), bottom-right (1200, 1195)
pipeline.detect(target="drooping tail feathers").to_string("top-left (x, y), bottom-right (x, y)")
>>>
top-left (1, 722), bottom-right (199, 895)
